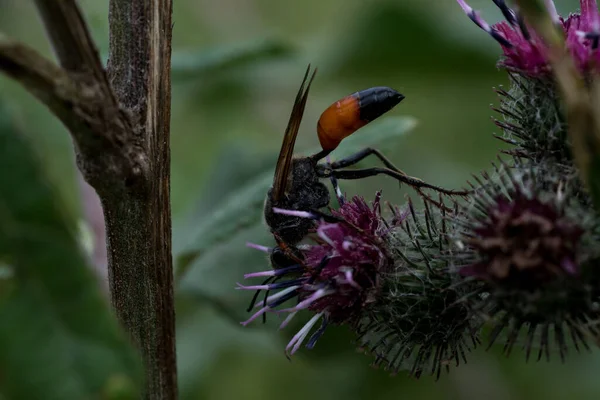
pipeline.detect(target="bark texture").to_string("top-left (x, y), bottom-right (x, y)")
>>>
top-left (0, 1), bottom-right (177, 398)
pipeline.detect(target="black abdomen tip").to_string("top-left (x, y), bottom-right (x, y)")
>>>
top-left (357, 87), bottom-right (405, 122)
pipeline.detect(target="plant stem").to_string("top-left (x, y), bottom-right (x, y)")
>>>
top-left (1, 0), bottom-right (177, 397)
top-left (106, 1), bottom-right (177, 399)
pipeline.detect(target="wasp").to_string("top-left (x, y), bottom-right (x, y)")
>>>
top-left (264, 65), bottom-right (466, 262)
top-left (245, 65), bottom-right (467, 318)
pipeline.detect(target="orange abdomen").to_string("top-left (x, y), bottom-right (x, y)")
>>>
top-left (317, 94), bottom-right (364, 151)
top-left (317, 87), bottom-right (405, 152)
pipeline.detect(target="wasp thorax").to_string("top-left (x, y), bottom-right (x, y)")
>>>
top-left (264, 157), bottom-right (330, 245)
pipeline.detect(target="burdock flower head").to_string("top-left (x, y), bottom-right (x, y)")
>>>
top-left (455, 161), bottom-right (600, 360)
top-left (455, 1), bottom-right (600, 165)
top-left (354, 198), bottom-right (480, 379)
top-left (457, 0), bottom-right (600, 77)
top-left (239, 192), bottom-right (479, 378)
top-left (460, 185), bottom-right (583, 284)
top-left (238, 192), bottom-right (396, 356)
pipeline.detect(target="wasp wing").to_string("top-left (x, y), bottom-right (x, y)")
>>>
top-left (271, 64), bottom-right (317, 202)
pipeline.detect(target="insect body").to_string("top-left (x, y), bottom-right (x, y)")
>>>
top-left (246, 65), bottom-right (466, 318)
top-left (264, 69), bottom-right (406, 254)
top-left (265, 65), bottom-right (466, 259)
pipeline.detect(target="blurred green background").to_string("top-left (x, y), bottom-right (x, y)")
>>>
top-left (2, 0), bottom-right (599, 399)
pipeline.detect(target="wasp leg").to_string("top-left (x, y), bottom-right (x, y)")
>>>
top-left (308, 208), bottom-right (344, 223)
top-left (329, 174), bottom-right (345, 206)
top-left (246, 276), bottom-right (275, 312)
top-left (261, 276), bottom-right (282, 323)
top-left (328, 167), bottom-right (471, 196)
top-left (327, 147), bottom-right (408, 176)
top-left (326, 153), bottom-right (345, 206)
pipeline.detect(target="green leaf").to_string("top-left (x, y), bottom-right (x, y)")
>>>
top-left (175, 305), bottom-right (365, 400)
top-left (0, 101), bottom-right (142, 400)
top-left (171, 38), bottom-right (294, 81)
top-left (175, 304), bottom-right (279, 400)
top-left (172, 141), bottom-right (274, 254)
top-left (174, 116), bottom-right (416, 281)
top-left (322, 1), bottom-right (499, 79)
top-left (174, 172), bottom-right (272, 281)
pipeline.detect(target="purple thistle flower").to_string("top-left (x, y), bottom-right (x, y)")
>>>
top-left (238, 192), bottom-right (402, 357)
top-left (456, 163), bottom-right (600, 361)
top-left (457, 0), bottom-right (600, 76)
top-left (460, 173), bottom-right (585, 285)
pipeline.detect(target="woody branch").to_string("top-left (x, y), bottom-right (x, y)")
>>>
top-left (0, 1), bottom-right (177, 399)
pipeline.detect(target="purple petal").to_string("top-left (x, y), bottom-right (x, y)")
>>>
top-left (581, 0), bottom-right (600, 31)
top-left (240, 306), bottom-right (271, 326)
top-left (285, 312), bottom-right (323, 356)
top-left (561, 257), bottom-right (579, 275)
top-left (278, 288), bottom-right (333, 313)
top-left (279, 311), bottom-right (298, 329)
top-left (244, 270), bottom-right (277, 278)
top-left (342, 269), bottom-right (362, 290)
top-left (273, 208), bottom-right (315, 219)
top-left (236, 282), bottom-right (271, 290)
top-left (246, 242), bottom-right (271, 253)
top-left (258, 286), bottom-right (300, 308)
top-left (456, 0), bottom-right (512, 47)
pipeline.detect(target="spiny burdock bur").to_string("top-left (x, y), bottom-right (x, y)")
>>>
top-left (458, 0), bottom-right (600, 166)
top-left (454, 0), bottom-right (600, 361)
top-left (354, 197), bottom-right (481, 379)
top-left (493, 73), bottom-right (570, 165)
top-left (454, 159), bottom-right (600, 361)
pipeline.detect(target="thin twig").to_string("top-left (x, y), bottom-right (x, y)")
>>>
top-left (34, 0), bottom-right (113, 95)
top-left (0, 32), bottom-right (145, 194)
top-left (0, 34), bottom-right (80, 125)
